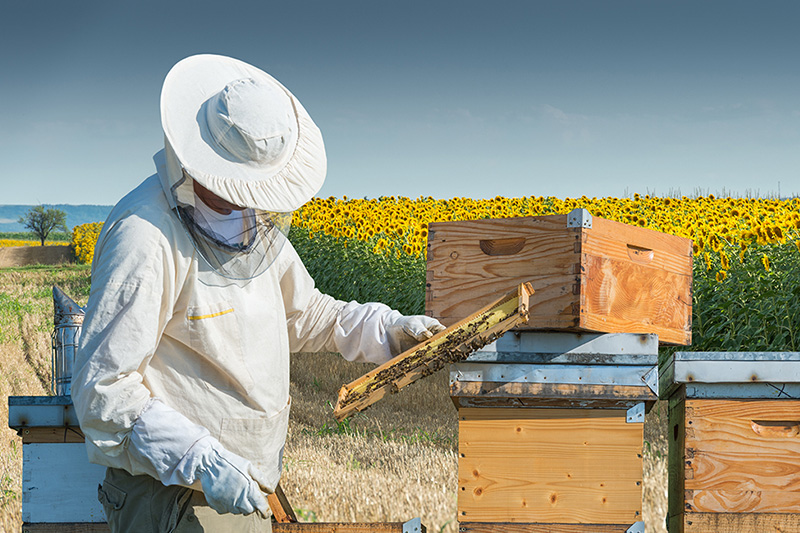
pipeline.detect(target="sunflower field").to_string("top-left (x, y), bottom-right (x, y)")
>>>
top-left (70, 194), bottom-right (800, 352)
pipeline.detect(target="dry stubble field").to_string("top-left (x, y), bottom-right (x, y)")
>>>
top-left (0, 266), bottom-right (668, 533)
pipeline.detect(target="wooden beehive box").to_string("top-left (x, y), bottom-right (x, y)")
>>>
top-left (453, 332), bottom-right (658, 532)
top-left (662, 352), bottom-right (800, 533)
top-left (426, 209), bottom-right (692, 345)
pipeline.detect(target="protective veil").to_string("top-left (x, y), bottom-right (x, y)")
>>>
top-left (71, 54), bottom-right (443, 520)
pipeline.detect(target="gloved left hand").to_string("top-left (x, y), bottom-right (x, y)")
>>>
top-left (386, 314), bottom-right (446, 355)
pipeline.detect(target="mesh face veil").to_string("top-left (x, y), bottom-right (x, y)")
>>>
top-left (171, 173), bottom-right (291, 280)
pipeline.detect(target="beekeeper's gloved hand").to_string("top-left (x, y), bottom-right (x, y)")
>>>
top-left (189, 436), bottom-right (270, 517)
top-left (386, 313), bottom-right (446, 355)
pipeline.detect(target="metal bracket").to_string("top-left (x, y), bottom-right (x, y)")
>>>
top-left (626, 521), bottom-right (645, 533)
top-left (626, 402), bottom-right (645, 423)
top-left (403, 517), bottom-right (422, 533)
top-left (643, 365), bottom-right (658, 395)
top-left (567, 208), bottom-right (592, 228)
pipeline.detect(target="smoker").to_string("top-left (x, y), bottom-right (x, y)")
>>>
top-left (51, 284), bottom-right (84, 396)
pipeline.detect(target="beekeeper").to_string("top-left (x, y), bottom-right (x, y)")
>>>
top-left (72, 54), bottom-right (444, 532)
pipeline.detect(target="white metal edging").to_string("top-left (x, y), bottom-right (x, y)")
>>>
top-left (567, 207), bottom-right (592, 228)
top-left (451, 363), bottom-right (655, 388)
top-left (403, 517), bottom-right (422, 533)
top-left (475, 331), bottom-right (658, 357)
top-left (626, 521), bottom-right (645, 533)
top-left (626, 403), bottom-right (645, 424)
top-left (673, 360), bottom-right (800, 384)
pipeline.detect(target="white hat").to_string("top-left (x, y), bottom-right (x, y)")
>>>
top-left (160, 54), bottom-right (326, 212)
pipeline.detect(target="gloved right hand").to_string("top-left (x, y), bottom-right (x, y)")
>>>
top-left (191, 436), bottom-right (270, 517)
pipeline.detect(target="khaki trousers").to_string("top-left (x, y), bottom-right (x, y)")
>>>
top-left (98, 467), bottom-right (273, 533)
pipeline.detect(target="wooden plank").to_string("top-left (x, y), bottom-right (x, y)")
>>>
top-left (23, 443), bottom-right (107, 523)
top-left (458, 522), bottom-right (634, 532)
top-left (274, 523), bottom-right (423, 532)
top-left (450, 381), bottom-right (658, 402)
top-left (268, 483), bottom-right (298, 523)
top-left (680, 512), bottom-right (800, 533)
top-left (667, 392), bottom-right (686, 526)
top-left (687, 488), bottom-right (800, 513)
top-left (22, 524), bottom-right (110, 533)
top-left (582, 217), bottom-right (693, 275)
top-left (19, 426), bottom-right (85, 443)
top-left (458, 408), bottom-right (642, 524)
top-left (334, 283), bottom-right (533, 421)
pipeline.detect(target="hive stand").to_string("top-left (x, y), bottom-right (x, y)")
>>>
top-left (451, 331), bottom-right (658, 532)
top-left (662, 352), bottom-right (800, 533)
top-left (7, 396), bottom-right (426, 532)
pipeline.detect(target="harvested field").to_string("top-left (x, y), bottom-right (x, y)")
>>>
top-left (0, 267), bottom-right (667, 532)
top-left (0, 245), bottom-right (73, 268)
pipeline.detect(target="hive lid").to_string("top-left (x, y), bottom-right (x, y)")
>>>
top-left (661, 351), bottom-right (800, 399)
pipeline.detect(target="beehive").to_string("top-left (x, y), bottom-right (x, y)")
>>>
top-left (662, 352), bottom-right (800, 533)
top-left (426, 209), bottom-right (692, 345)
top-left (452, 332), bottom-right (658, 532)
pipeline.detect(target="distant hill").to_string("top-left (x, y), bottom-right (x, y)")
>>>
top-left (0, 205), bottom-right (113, 232)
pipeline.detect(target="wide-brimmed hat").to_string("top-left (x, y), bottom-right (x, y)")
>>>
top-left (160, 54), bottom-right (326, 212)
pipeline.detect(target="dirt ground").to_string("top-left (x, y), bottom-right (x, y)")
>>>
top-left (0, 245), bottom-right (73, 268)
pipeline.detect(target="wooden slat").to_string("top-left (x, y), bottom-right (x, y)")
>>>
top-left (680, 512), bottom-right (800, 533)
top-left (268, 483), bottom-right (298, 523)
top-left (451, 381), bottom-right (658, 402)
top-left (458, 522), bottom-right (634, 532)
top-left (582, 217), bottom-right (693, 275)
top-left (334, 284), bottom-right (532, 420)
top-left (22, 524), bottom-right (109, 533)
top-left (687, 488), bottom-right (800, 513)
top-left (458, 408), bottom-right (642, 524)
top-left (274, 523), bottom-right (424, 532)
top-left (19, 426), bottom-right (85, 443)
top-left (667, 392), bottom-right (686, 524)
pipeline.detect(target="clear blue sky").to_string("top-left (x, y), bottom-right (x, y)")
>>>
top-left (1, 1), bottom-right (798, 206)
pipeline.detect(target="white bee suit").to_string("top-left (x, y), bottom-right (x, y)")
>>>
top-left (72, 55), bottom-right (445, 523)
top-left (72, 159), bottom-right (406, 496)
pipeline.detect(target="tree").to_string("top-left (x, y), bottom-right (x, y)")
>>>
top-left (18, 205), bottom-right (68, 245)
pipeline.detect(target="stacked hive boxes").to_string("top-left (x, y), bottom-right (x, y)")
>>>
top-left (427, 209), bottom-right (693, 532)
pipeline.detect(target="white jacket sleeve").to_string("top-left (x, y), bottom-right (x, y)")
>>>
top-left (71, 209), bottom-right (194, 478)
top-left (278, 241), bottom-right (398, 364)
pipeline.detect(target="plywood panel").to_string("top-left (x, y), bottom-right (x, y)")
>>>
top-left (458, 408), bottom-right (642, 524)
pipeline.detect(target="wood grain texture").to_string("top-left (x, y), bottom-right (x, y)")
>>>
top-left (19, 426), bottom-right (85, 443)
top-left (334, 284), bottom-right (532, 420)
top-left (680, 512), bottom-right (800, 533)
top-left (668, 393), bottom-right (686, 523)
top-left (458, 522), bottom-right (635, 532)
top-left (458, 407), bottom-right (642, 524)
top-left (22, 524), bottom-right (110, 533)
top-left (450, 381), bottom-right (658, 402)
top-left (678, 399), bottom-right (800, 513)
top-left (274, 524), bottom-right (424, 532)
top-left (426, 214), bottom-right (692, 345)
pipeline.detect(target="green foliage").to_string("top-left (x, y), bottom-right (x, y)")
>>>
top-left (17, 205), bottom-right (68, 246)
top-left (288, 226), bottom-right (426, 315)
top-left (691, 241), bottom-right (800, 352)
top-left (0, 231), bottom-right (71, 242)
